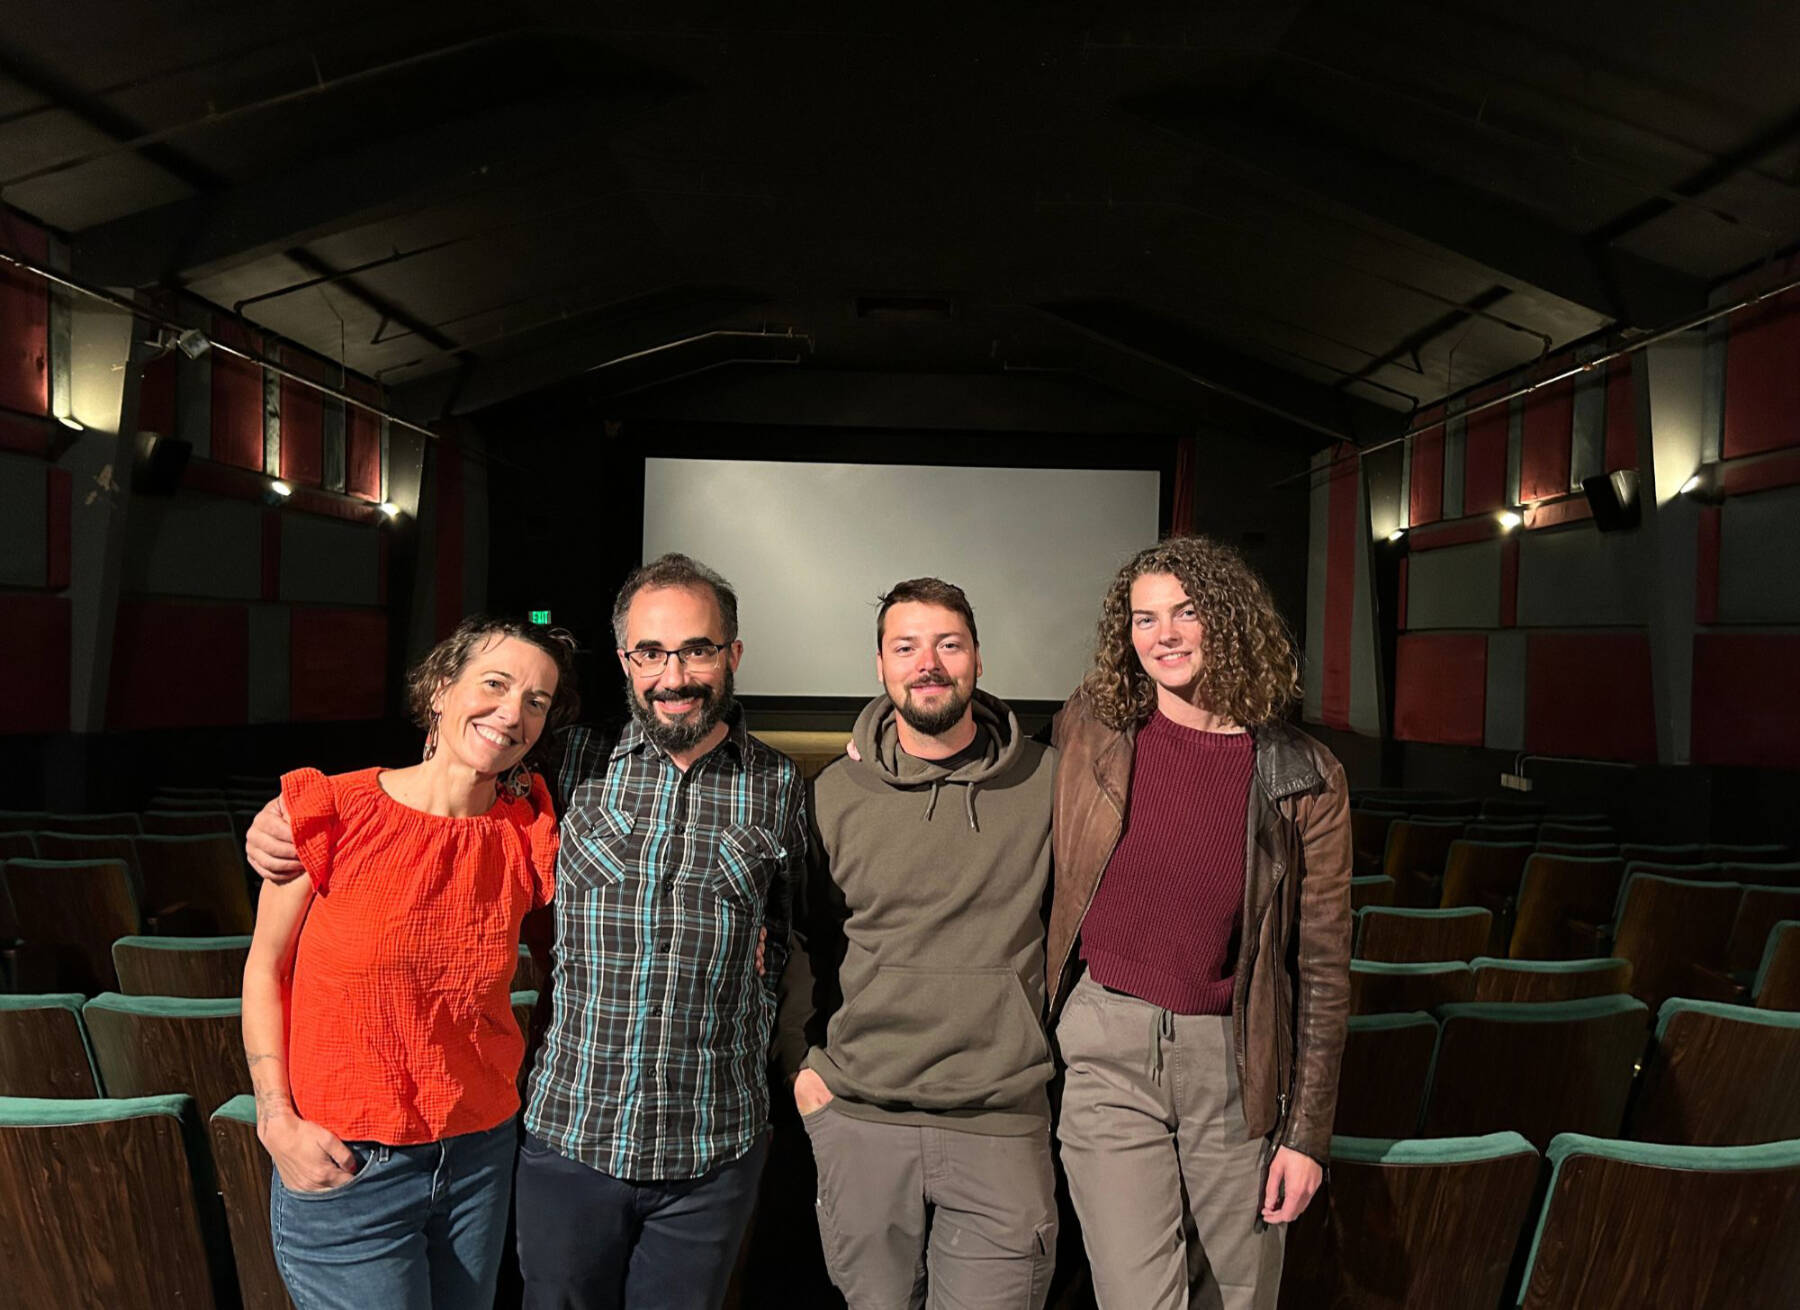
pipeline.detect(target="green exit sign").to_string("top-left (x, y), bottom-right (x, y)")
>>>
top-left (529, 610), bottom-right (552, 624)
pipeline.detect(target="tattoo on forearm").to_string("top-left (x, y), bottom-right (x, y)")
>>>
top-left (244, 1050), bottom-right (281, 1073)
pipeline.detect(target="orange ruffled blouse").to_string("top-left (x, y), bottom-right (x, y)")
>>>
top-left (281, 766), bottom-right (559, 1144)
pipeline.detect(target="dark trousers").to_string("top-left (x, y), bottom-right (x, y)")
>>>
top-left (515, 1131), bottom-right (768, 1310)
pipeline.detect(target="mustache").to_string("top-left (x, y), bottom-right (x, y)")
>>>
top-left (908, 674), bottom-right (954, 689)
top-left (646, 683), bottom-right (713, 704)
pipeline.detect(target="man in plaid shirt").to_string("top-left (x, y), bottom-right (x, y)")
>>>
top-left (517, 554), bottom-right (806, 1307)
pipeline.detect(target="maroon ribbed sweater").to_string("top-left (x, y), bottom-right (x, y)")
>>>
top-left (1080, 712), bottom-right (1254, 1015)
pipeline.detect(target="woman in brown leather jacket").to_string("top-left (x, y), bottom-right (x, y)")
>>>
top-left (1047, 535), bottom-right (1353, 1310)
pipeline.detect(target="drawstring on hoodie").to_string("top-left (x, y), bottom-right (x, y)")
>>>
top-left (920, 778), bottom-right (980, 830)
top-left (1148, 1007), bottom-right (1175, 1085)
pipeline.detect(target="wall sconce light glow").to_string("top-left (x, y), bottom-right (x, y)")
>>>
top-left (1680, 474), bottom-right (1703, 495)
top-left (269, 480), bottom-right (293, 499)
top-left (1497, 511), bottom-right (1523, 531)
top-left (1387, 528), bottom-right (1407, 543)
top-left (378, 501), bottom-right (402, 519)
top-left (56, 414), bottom-right (84, 431)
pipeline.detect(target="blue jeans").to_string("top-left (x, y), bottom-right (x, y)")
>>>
top-left (269, 1120), bottom-right (516, 1310)
top-left (515, 1131), bottom-right (767, 1310)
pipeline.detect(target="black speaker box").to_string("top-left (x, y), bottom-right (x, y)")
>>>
top-left (1582, 468), bottom-right (1640, 532)
top-left (132, 432), bottom-right (192, 496)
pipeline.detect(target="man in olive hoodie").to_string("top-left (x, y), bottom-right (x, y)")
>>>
top-left (778, 577), bottom-right (1059, 1309)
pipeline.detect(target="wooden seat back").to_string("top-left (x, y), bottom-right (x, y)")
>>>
top-left (1382, 819), bottom-right (1468, 906)
top-left (1756, 922), bottom-right (1800, 1010)
top-left (0, 994), bottom-right (101, 1097)
top-left (1725, 887), bottom-right (1800, 975)
top-left (1, 858), bottom-right (142, 993)
top-left (1611, 874), bottom-right (1742, 1011)
top-left (0, 1094), bottom-right (222, 1308)
top-left (41, 812), bottom-right (143, 836)
top-left (1280, 1132), bottom-right (1539, 1310)
top-left (113, 935), bottom-right (254, 999)
top-left (209, 1096), bottom-right (295, 1310)
top-left (134, 834), bottom-right (254, 935)
top-left (1423, 995), bottom-right (1649, 1149)
top-left (1356, 906), bottom-right (1492, 964)
top-left (83, 994), bottom-right (250, 1118)
top-left (1509, 854), bottom-right (1625, 959)
top-left (1520, 1134), bottom-right (1800, 1309)
top-left (1333, 1012), bottom-right (1439, 1139)
top-left (1470, 956), bottom-right (1633, 1004)
top-left (1628, 999), bottom-right (1800, 1146)
top-left (1349, 960), bottom-right (1472, 1015)
top-left (141, 810), bottom-right (235, 836)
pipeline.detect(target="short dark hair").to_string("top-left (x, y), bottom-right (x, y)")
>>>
top-left (406, 615), bottom-right (582, 763)
top-left (875, 578), bottom-right (978, 650)
top-left (612, 553), bottom-right (740, 648)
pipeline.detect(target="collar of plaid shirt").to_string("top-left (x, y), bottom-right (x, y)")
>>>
top-left (523, 709), bottom-right (806, 1181)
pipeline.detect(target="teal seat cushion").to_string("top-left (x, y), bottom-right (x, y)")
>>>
top-left (1332, 1130), bottom-right (1536, 1166)
top-left (1753, 922), bottom-right (1800, 1000)
top-left (0, 1092), bottom-right (193, 1126)
top-left (211, 1094), bottom-right (256, 1125)
top-left (0, 993), bottom-right (87, 1013)
top-left (1654, 995), bottom-right (1800, 1042)
top-left (1352, 960), bottom-right (1470, 976)
top-left (1438, 994), bottom-right (1647, 1025)
top-left (1469, 956), bottom-right (1627, 975)
top-left (82, 993), bottom-right (241, 1019)
top-left (112, 935), bottom-right (253, 951)
top-left (1347, 1010), bottom-right (1438, 1033)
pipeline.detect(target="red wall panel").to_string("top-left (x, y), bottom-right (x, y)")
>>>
top-left (1603, 358), bottom-right (1637, 472)
top-left (1723, 289), bottom-right (1800, 460)
top-left (290, 608), bottom-right (388, 721)
top-left (1320, 446), bottom-right (1358, 730)
top-left (138, 352), bottom-right (176, 437)
top-left (1409, 421), bottom-right (1444, 527)
top-left (210, 318), bottom-right (264, 472)
top-left (0, 217), bottom-right (48, 417)
top-left (0, 594), bottom-right (70, 733)
top-left (1692, 634), bottom-right (1800, 769)
top-left (1463, 394), bottom-right (1509, 514)
top-left (279, 375), bottom-right (323, 487)
top-left (1524, 633), bottom-right (1657, 763)
top-left (1520, 379), bottom-right (1573, 503)
top-left (345, 383), bottom-right (381, 501)
top-left (1394, 633), bottom-right (1487, 747)
top-left (107, 600), bottom-right (249, 730)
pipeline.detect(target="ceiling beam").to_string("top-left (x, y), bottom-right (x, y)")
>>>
top-left (71, 92), bottom-right (648, 286)
top-left (1123, 92), bottom-right (1708, 328)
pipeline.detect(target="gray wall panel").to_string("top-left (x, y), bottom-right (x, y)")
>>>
top-left (1719, 486), bottom-right (1800, 623)
top-left (1348, 470), bottom-right (1381, 736)
top-left (280, 514), bottom-right (380, 607)
top-left (122, 494), bottom-right (263, 598)
top-left (1484, 630), bottom-right (1527, 752)
top-left (1407, 540), bottom-right (1502, 630)
top-left (1516, 526), bottom-right (1645, 627)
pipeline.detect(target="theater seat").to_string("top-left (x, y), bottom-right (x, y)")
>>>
top-left (1470, 956), bottom-right (1633, 1004)
top-left (209, 1095), bottom-right (293, 1310)
top-left (1724, 887), bottom-right (1800, 976)
top-left (1440, 839), bottom-right (1535, 951)
top-left (1278, 1132), bottom-right (1538, 1310)
top-left (0, 1093), bottom-right (226, 1307)
top-left (0, 811), bottom-right (50, 834)
top-left (1519, 1133), bottom-right (1800, 1308)
top-left (1333, 1012), bottom-right (1438, 1139)
top-left (1627, 998), bottom-right (1800, 1146)
top-left (140, 810), bottom-right (236, 837)
top-left (1350, 808), bottom-right (1403, 877)
top-left (1619, 842), bottom-right (1707, 867)
top-left (83, 993), bottom-right (249, 1119)
top-left (0, 994), bottom-right (101, 1097)
top-left (1349, 960), bottom-right (1472, 1015)
top-left (1, 858), bottom-right (143, 994)
top-left (1422, 995), bottom-right (1648, 1150)
top-left (113, 935), bottom-right (254, 999)
top-left (41, 812), bottom-right (144, 836)
top-left (1756, 922), bottom-right (1800, 1010)
top-left (134, 834), bottom-right (255, 935)
top-left (1354, 905), bottom-right (1491, 963)
top-left (1381, 819), bottom-right (1468, 907)
top-left (0, 831), bottom-right (36, 861)
top-left (1610, 874), bottom-right (1742, 1011)
top-left (1348, 874), bottom-right (1395, 910)
top-left (1509, 854), bottom-right (1626, 959)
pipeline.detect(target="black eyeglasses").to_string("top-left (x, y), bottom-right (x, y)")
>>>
top-left (622, 642), bottom-right (730, 674)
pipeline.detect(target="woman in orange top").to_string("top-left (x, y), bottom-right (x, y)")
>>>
top-left (242, 615), bottom-right (577, 1310)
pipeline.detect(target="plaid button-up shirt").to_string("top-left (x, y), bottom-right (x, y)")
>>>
top-left (524, 712), bottom-right (806, 1180)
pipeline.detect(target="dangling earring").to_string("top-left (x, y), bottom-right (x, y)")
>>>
top-left (499, 761), bottom-right (533, 800)
top-left (422, 712), bottom-right (440, 761)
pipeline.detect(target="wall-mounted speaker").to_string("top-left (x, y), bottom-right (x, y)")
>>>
top-left (1582, 468), bottom-right (1640, 532)
top-left (132, 432), bottom-right (192, 496)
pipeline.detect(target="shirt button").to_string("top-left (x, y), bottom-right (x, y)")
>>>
top-left (673, 823), bottom-right (686, 835)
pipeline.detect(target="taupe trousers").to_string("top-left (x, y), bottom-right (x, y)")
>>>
top-left (1055, 974), bottom-right (1285, 1310)
top-left (802, 1104), bottom-right (1058, 1309)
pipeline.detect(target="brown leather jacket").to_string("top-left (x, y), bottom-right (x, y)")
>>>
top-left (1047, 691), bottom-right (1353, 1163)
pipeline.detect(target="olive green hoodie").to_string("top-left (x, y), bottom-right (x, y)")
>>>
top-left (779, 688), bottom-right (1057, 1135)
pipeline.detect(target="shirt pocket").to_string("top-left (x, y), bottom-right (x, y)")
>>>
top-left (716, 823), bottom-right (785, 908)
top-left (561, 805), bottom-right (636, 891)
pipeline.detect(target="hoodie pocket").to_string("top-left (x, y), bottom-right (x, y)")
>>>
top-left (717, 824), bottom-right (785, 907)
top-left (561, 806), bottom-right (635, 891)
top-left (828, 966), bottom-right (1050, 1111)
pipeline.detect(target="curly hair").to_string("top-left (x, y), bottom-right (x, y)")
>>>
top-left (1082, 535), bottom-right (1300, 731)
top-left (406, 615), bottom-right (582, 768)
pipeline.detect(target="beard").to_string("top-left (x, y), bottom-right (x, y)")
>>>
top-left (896, 676), bottom-right (973, 737)
top-left (626, 667), bottom-right (736, 754)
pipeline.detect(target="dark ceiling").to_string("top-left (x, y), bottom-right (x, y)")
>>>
top-left (6, 1), bottom-right (1799, 446)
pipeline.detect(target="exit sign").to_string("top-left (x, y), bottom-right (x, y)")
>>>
top-left (529, 610), bottom-right (552, 624)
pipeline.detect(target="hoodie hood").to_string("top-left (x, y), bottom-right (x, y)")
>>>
top-left (850, 688), bottom-right (1024, 829)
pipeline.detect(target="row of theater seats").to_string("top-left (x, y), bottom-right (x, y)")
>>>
top-left (1334, 994), bottom-right (1800, 1148)
top-left (0, 983), bottom-right (541, 1308)
top-left (1278, 1129), bottom-right (1800, 1307)
top-left (1346, 883), bottom-right (1800, 1008)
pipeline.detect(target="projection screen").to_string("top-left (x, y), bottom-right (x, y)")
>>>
top-left (643, 458), bottom-right (1161, 701)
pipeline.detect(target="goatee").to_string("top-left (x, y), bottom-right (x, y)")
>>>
top-left (896, 679), bottom-right (971, 737)
top-left (627, 668), bottom-right (736, 754)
